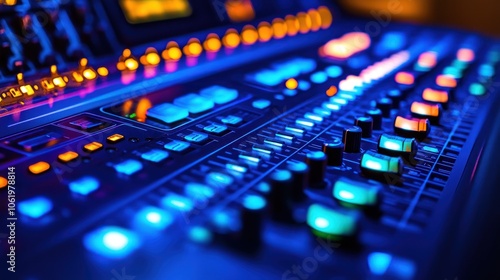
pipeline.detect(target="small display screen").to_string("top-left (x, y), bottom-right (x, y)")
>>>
top-left (118, 0), bottom-right (193, 24)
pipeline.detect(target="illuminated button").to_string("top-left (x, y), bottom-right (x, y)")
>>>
top-left (313, 107), bottom-right (331, 117)
top-left (69, 176), bottom-right (100, 196)
top-left (306, 204), bottom-right (358, 239)
top-left (479, 64), bottom-right (495, 78)
top-left (443, 66), bottom-right (462, 79)
top-left (221, 115), bottom-right (243, 126)
top-left (469, 83), bottom-right (486, 96)
top-left (107, 134), bottom-right (124, 143)
top-left (394, 116), bottom-right (431, 139)
top-left (164, 140), bottom-right (190, 153)
top-left (395, 72), bottom-right (414, 85)
top-left (19, 196), bottom-right (53, 218)
top-left (330, 97), bottom-right (348, 105)
top-left (161, 193), bottom-right (194, 212)
top-left (325, 65), bottom-right (343, 78)
top-left (251, 70), bottom-right (282, 86)
top-left (84, 142), bottom-right (103, 153)
top-left (141, 149), bottom-right (169, 163)
top-left (134, 206), bottom-right (173, 231)
top-left (360, 151), bottom-right (403, 179)
top-left (0, 177), bottom-right (7, 189)
top-left (378, 134), bottom-right (417, 159)
top-left (83, 226), bottom-right (140, 259)
top-left (285, 126), bottom-right (304, 135)
top-left (185, 182), bottom-right (215, 200)
top-left (436, 74), bottom-right (457, 88)
top-left (304, 112), bottom-right (323, 123)
top-left (58, 151), bottom-right (79, 163)
top-left (422, 88), bottom-right (449, 106)
top-left (264, 139), bottom-right (284, 149)
top-left (296, 118), bottom-right (315, 128)
top-left (252, 99), bottom-right (271, 109)
top-left (457, 48), bottom-right (475, 62)
top-left (310, 71), bottom-right (328, 84)
top-left (239, 153), bottom-right (261, 164)
top-left (226, 163), bottom-right (248, 173)
top-left (252, 145), bottom-right (273, 155)
top-left (69, 118), bottom-right (104, 132)
top-left (333, 177), bottom-right (381, 206)
top-left (199, 85), bottom-right (238, 105)
top-left (298, 80), bottom-right (311, 91)
top-left (184, 132), bottom-right (209, 144)
top-left (28, 161), bottom-right (50, 175)
top-left (203, 123), bottom-right (228, 135)
top-left (423, 146), bottom-right (439, 153)
top-left (146, 103), bottom-right (189, 124)
top-left (367, 252), bottom-right (416, 279)
top-left (322, 101), bottom-right (341, 111)
top-left (275, 132), bottom-right (294, 142)
top-left (18, 132), bottom-right (62, 152)
top-left (410, 101), bottom-right (441, 124)
top-left (113, 159), bottom-right (143, 176)
top-left (206, 172), bottom-right (234, 189)
top-left (174, 93), bottom-right (214, 114)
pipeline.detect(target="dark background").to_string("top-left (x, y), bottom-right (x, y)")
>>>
top-left (338, 0), bottom-right (500, 37)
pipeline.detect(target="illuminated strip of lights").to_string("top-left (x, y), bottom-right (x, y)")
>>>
top-left (203, 33), bottom-right (222, 52)
top-left (183, 38), bottom-right (203, 57)
top-left (222, 28), bottom-right (241, 49)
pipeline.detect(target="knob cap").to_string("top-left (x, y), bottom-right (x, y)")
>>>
top-left (322, 141), bottom-right (344, 166)
top-left (343, 126), bottom-right (362, 153)
top-left (355, 116), bottom-right (373, 138)
top-left (240, 194), bottom-right (266, 249)
top-left (305, 151), bottom-right (327, 188)
top-left (269, 170), bottom-right (293, 221)
top-left (386, 89), bottom-right (403, 107)
top-left (287, 161), bottom-right (308, 201)
top-left (376, 97), bottom-right (394, 118)
top-left (365, 109), bottom-right (383, 130)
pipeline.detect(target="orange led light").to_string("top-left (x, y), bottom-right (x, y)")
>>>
top-left (436, 74), bottom-right (457, 88)
top-left (52, 77), bottom-right (67, 88)
top-left (58, 151), bottom-right (79, 163)
top-left (272, 18), bottom-right (287, 39)
top-left (285, 15), bottom-right (299, 36)
top-left (225, 0), bottom-right (255, 22)
top-left (143, 48), bottom-right (161, 66)
top-left (258, 22), bottom-right (273, 42)
top-left (163, 42), bottom-right (183, 61)
top-left (322, 32), bottom-right (371, 59)
top-left (417, 51), bottom-right (437, 68)
top-left (72, 72), bottom-right (84, 82)
top-left (183, 38), bottom-right (203, 57)
top-left (124, 58), bottom-right (139, 71)
top-left (20, 85), bottom-right (34, 95)
top-left (83, 68), bottom-right (97, 80)
top-left (326, 85), bottom-right (338, 97)
top-left (457, 48), bottom-right (475, 62)
top-left (307, 9), bottom-right (321, 31)
top-left (97, 67), bottom-right (109, 77)
top-left (28, 161), bottom-right (51, 175)
top-left (0, 177), bottom-right (7, 189)
top-left (317, 6), bottom-right (333, 29)
top-left (84, 142), bottom-right (103, 153)
top-left (394, 116), bottom-right (428, 132)
top-left (422, 88), bottom-right (449, 103)
top-left (296, 12), bottom-right (312, 34)
top-left (80, 58), bottom-right (88, 68)
top-left (204, 33), bottom-right (222, 52)
top-left (241, 25), bottom-right (258, 45)
top-left (395, 71), bottom-right (415, 85)
top-left (285, 78), bottom-right (298, 90)
top-left (411, 101), bottom-right (440, 117)
top-left (223, 29), bottom-right (241, 48)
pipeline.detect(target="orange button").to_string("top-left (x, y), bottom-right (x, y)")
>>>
top-left (422, 88), bottom-right (449, 103)
top-left (395, 71), bottom-right (415, 85)
top-left (394, 116), bottom-right (429, 132)
top-left (417, 51), bottom-right (437, 68)
top-left (436, 75), bottom-right (457, 88)
top-left (0, 177), bottom-right (7, 189)
top-left (107, 134), bottom-right (124, 143)
top-left (411, 102), bottom-right (440, 117)
top-left (58, 151), bottom-right (79, 162)
top-left (84, 142), bottom-right (103, 152)
top-left (29, 161), bottom-right (51, 175)
top-left (457, 48), bottom-right (475, 63)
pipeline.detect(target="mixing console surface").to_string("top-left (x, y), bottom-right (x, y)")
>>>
top-left (0, 1), bottom-right (499, 280)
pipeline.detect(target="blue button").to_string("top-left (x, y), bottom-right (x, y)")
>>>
top-left (298, 80), bottom-right (311, 91)
top-left (161, 193), bottom-right (194, 212)
top-left (283, 89), bottom-right (297, 96)
top-left (206, 172), bottom-right (234, 188)
top-left (325, 65), bottom-right (343, 78)
top-left (185, 182), bottom-right (215, 200)
top-left (243, 194), bottom-right (267, 210)
top-left (252, 99), bottom-right (271, 109)
top-left (174, 93), bottom-right (214, 114)
top-left (146, 103), bottom-right (189, 124)
top-left (113, 159), bottom-right (143, 176)
top-left (251, 70), bottom-right (282, 86)
top-left (199, 85), bottom-right (238, 105)
top-left (141, 149), bottom-right (169, 163)
top-left (310, 71), bottom-right (328, 84)
top-left (164, 140), bottom-right (190, 152)
top-left (203, 123), bottom-right (228, 135)
top-left (272, 63), bottom-right (301, 79)
top-left (69, 176), bottom-right (100, 196)
top-left (221, 115), bottom-right (242, 126)
top-left (19, 196), bottom-right (53, 219)
top-left (290, 57), bottom-right (317, 73)
top-left (134, 206), bottom-right (173, 231)
top-left (83, 226), bottom-right (140, 259)
top-left (184, 132), bottom-right (209, 143)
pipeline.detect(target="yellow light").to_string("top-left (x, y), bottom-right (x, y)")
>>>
top-left (50, 65), bottom-right (58, 75)
top-left (297, 12), bottom-right (312, 34)
top-left (322, 32), bottom-right (371, 59)
top-left (326, 85), bottom-right (338, 97)
top-left (107, 134), bottom-right (125, 143)
top-left (417, 51), bottom-right (437, 68)
top-left (241, 25), bottom-right (258, 45)
top-left (83, 69), bottom-right (97, 80)
top-left (41, 80), bottom-right (55, 90)
top-left (257, 22), bottom-right (273, 42)
top-left (4, 0), bottom-right (17, 6)
top-left (225, 0), bottom-right (255, 22)
top-left (20, 85), bottom-right (34, 96)
top-left (28, 161), bottom-right (51, 175)
top-left (17, 73), bottom-right (24, 85)
top-left (204, 33), bottom-right (222, 52)
top-left (84, 142), bottom-right (103, 153)
top-left (9, 88), bottom-right (22, 97)
top-left (119, 0), bottom-right (192, 24)
top-left (122, 49), bottom-right (132, 58)
top-left (223, 29), bottom-right (241, 48)
top-left (186, 39), bottom-right (203, 56)
top-left (142, 47), bottom-right (161, 65)
top-left (272, 18), bottom-right (287, 39)
top-left (80, 58), bottom-right (88, 68)
top-left (307, 9), bottom-right (321, 31)
top-left (285, 78), bottom-right (298, 90)
top-left (318, 6), bottom-right (333, 29)
top-left (411, 101), bottom-right (440, 117)
top-left (72, 72), bottom-right (84, 83)
top-left (97, 67), bottom-right (109, 77)
top-left (53, 77), bottom-right (67, 88)
top-left (163, 42), bottom-right (182, 60)
top-left (136, 98), bottom-right (152, 121)
top-left (285, 15), bottom-right (299, 36)
top-left (124, 58), bottom-right (139, 71)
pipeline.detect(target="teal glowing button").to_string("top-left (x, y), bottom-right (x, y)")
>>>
top-left (368, 252), bottom-right (392, 275)
top-left (378, 134), bottom-right (417, 158)
top-left (221, 115), bottom-right (243, 126)
top-left (141, 149), bottom-right (169, 163)
top-left (264, 139), bottom-right (284, 149)
top-left (199, 85), bottom-right (238, 105)
top-left (226, 163), bottom-right (248, 173)
top-left (189, 226), bottom-right (213, 244)
top-left (113, 159), bottom-right (143, 176)
top-left (298, 80), bottom-right (311, 90)
top-left (185, 182), bottom-right (215, 200)
top-left (243, 194), bottom-right (267, 210)
top-left (134, 206), bottom-right (173, 231)
top-left (488, 51), bottom-right (500, 63)
top-left (313, 107), bottom-right (331, 117)
top-left (252, 145), bottom-right (272, 155)
top-left (478, 64), bottom-right (495, 78)
top-left (203, 123), bottom-right (228, 135)
top-left (206, 172), bottom-right (234, 188)
top-left (469, 83), bottom-right (486, 96)
top-left (164, 140), bottom-right (190, 152)
top-left (422, 146), bottom-right (439, 153)
top-left (239, 153), bottom-right (261, 164)
top-left (443, 66), bottom-right (462, 79)
top-left (19, 196), bottom-right (52, 219)
top-left (310, 71), bottom-right (328, 84)
top-left (360, 151), bottom-right (403, 177)
top-left (287, 161), bottom-right (308, 172)
top-left (333, 177), bottom-right (380, 206)
top-left (330, 97), bottom-right (348, 105)
top-left (211, 209), bottom-right (241, 233)
top-left (286, 126), bottom-right (305, 135)
top-left (283, 89), bottom-right (297, 96)
top-left (367, 252), bottom-right (416, 279)
top-left (339, 92), bottom-right (355, 101)
top-left (83, 226), bottom-right (140, 259)
top-left (304, 112), bottom-right (323, 123)
top-left (174, 93), bottom-right (214, 114)
top-left (184, 132), bottom-right (208, 143)
top-left (252, 99), bottom-right (271, 109)
top-left (306, 204), bottom-right (358, 238)
top-left (293, 57), bottom-right (317, 73)
top-left (322, 101), bottom-right (341, 111)
top-left (326, 65), bottom-right (343, 78)
top-left (69, 176), bottom-right (100, 196)
top-left (146, 103), bottom-right (189, 124)
top-left (275, 132), bottom-right (294, 141)
top-left (161, 193), bottom-right (194, 212)
top-left (252, 70), bottom-right (282, 86)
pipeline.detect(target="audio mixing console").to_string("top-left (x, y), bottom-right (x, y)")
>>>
top-left (0, 1), bottom-right (499, 280)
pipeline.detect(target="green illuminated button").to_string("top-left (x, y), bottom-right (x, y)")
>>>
top-left (469, 83), bottom-right (486, 96)
top-left (333, 177), bottom-right (381, 206)
top-left (306, 204), bottom-right (358, 239)
top-left (378, 134), bottom-right (417, 159)
top-left (360, 151), bottom-right (403, 179)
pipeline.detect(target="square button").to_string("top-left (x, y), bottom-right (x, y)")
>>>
top-left (184, 132), bottom-right (208, 144)
top-left (58, 151), bottom-right (79, 163)
top-left (28, 161), bottom-right (51, 175)
top-left (107, 134), bottom-right (124, 143)
top-left (174, 93), bottom-right (214, 114)
top-left (199, 85), bottom-right (238, 105)
top-left (164, 140), bottom-right (190, 152)
top-left (221, 115), bottom-right (242, 126)
top-left (113, 159), bottom-right (143, 176)
top-left (203, 124), bottom-right (228, 135)
top-left (146, 103), bottom-right (189, 124)
top-left (252, 99), bottom-right (271, 109)
top-left (84, 142), bottom-right (103, 153)
top-left (141, 149), bottom-right (169, 163)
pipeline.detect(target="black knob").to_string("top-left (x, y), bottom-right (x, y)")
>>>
top-left (386, 89), bottom-right (403, 107)
top-left (269, 170), bottom-right (293, 221)
top-left (365, 108), bottom-right (383, 130)
top-left (305, 151), bottom-right (327, 188)
top-left (343, 126), bottom-right (362, 153)
top-left (287, 161), bottom-right (308, 201)
top-left (322, 140), bottom-right (344, 166)
top-left (376, 97), bottom-right (393, 118)
top-left (355, 116), bottom-right (373, 138)
top-left (240, 194), bottom-right (265, 249)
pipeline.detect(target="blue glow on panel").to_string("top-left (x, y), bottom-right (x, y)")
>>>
top-left (239, 154), bottom-right (261, 164)
top-left (83, 226), bottom-right (140, 259)
top-left (226, 163), bottom-right (248, 173)
top-left (313, 107), bottom-right (331, 117)
top-left (19, 196), bottom-right (53, 219)
top-left (368, 252), bottom-right (392, 275)
top-left (271, 170), bottom-right (292, 181)
top-left (252, 99), bottom-right (271, 109)
top-left (256, 182), bottom-right (270, 193)
top-left (146, 103), bottom-right (189, 124)
top-left (322, 102), bottom-right (340, 111)
top-left (325, 65), bottom-right (343, 78)
top-left (283, 89), bottom-right (297, 96)
top-left (199, 85), bottom-right (238, 104)
top-left (69, 176), bottom-right (100, 196)
top-left (135, 206), bottom-right (173, 231)
top-left (161, 193), bottom-right (194, 212)
top-left (189, 226), bottom-right (212, 244)
top-left (296, 118), bottom-right (315, 127)
top-left (253, 70), bottom-right (282, 86)
top-left (304, 113), bottom-right (323, 122)
top-left (307, 151), bottom-right (326, 160)
top-left (173, 93), bottom-right (214, 114)
top-left (479, 64), bottom-right (494, 77)
top-left (287, 161), bottom-right (308, 172)
top-left (310, 71), bottom-right (328, 84)
top-left (206, 172), bottom-right (234, 188)
top-left (141, 149), bottom-right (169, 163)
top-left (298, 80), bottom-right (311, 90)
top-left (185, 182), bottom-right (215, 199)
top-left (114, 159), bottom-right (143, 176)
top-left (243, 195), bottom-right (267, 210)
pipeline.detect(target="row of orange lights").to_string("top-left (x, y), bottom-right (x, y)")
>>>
top-left (117, 6), bottom-right (333, 71)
